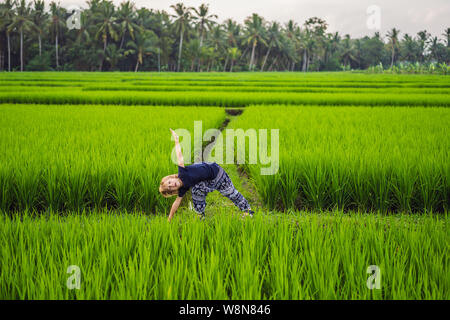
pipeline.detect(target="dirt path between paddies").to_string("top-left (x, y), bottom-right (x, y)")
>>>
top-left (190, 108), bottom-right (263, 216)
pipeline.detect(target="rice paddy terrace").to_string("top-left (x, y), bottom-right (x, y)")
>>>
top-left (0, 72), bottom-right (448, 300)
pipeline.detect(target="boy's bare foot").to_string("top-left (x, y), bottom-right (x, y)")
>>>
top-left (243, 209), bottom-right (254, 218)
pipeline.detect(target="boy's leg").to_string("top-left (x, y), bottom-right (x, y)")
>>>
top-left (216, 170), bottom-right (252, 214)
top-left (191, 183), bottom-right (207, 219)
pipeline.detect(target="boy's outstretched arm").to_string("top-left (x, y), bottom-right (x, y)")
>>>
top-left (170, 129), bottom-right (184, 167)
top-left (168, 196), bottom-right (183, 222)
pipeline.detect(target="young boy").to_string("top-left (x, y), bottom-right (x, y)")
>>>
top-left (159, 129), bottom-right (254, 222)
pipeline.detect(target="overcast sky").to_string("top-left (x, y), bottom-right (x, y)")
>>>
top-left (61, 0), bottom-right (449, 39)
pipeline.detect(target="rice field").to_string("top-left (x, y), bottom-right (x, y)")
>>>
top-left (1, 72), bottom-right (449, 107)
top-left (0, 104), bottom-right (225, 213)
top-left (1, 210), bottom-right (447, 300)
top-left (228, 106), bottom-right (449, 213)
top-left (0, 72), bottom-right (448, 300)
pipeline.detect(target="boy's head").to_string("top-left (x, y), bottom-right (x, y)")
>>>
top-left (159, 174), bottom-right (182, 198)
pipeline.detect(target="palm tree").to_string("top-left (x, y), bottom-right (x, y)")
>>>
top-left (427, 36), bottom-right (441, 62)
top-left (330, 32), bottom-right (341, 54)
top-left (117, 1), bottom-right (138, 50)
top-left (386, 28), bottom-right (400, 68)
top-left (224, 19), bottom-right (240, 47)
top-left (416, 30), bottom-right (430, 63)
top-left (261, 22), bottom-right (282, 71)
top-left (86, 0), bottom-right (101, 12)
top-left (222, 19), bottom-right (240, 71)
top-left (301, 28), bottom-right (316, 72)
top-left (8, 0), bottom-right (38, 71)
top-left (0, 0), bottom-right (15, 71)
top-left (193, 3), bottom-right (217, 48)
top-left (443, 28), bottom-right (450, 48)
top-left (284, 20), bottom-right (297, 40)
top-left (302, 17), bottom-right (328, 71)
top-left (0, 0), bottom-right (443, 73)
top-left (276, 34), bottom-right (295, 71)
top-left (201, 46), bottom-right (215, 71)
top-left (74, 10), bottom-right (91, 44)
top-left (93, 0), bottom-right (118, 71)
top-left (49, 1), bottom-right (65, 69)
top-left (340, 34), bottom-right (356, 68)
top-left (193, 3), bottom-right (217, 71)
top-left (125, 29), bottom-right (157, 72)
top-left (186, 38), bottom-right (201, 71)
top-left (228, 47), bottom-right (240, 72)
top-left (32, 0), bottom-right (48, 57)
top-left (208, 24), bottom-right (224, 70)
top-left (244, 13), bottom-right (266, 70)
top-left (401, 34), bottom-right (417, 62)
top-left (170, 3), bottom-right (193, 72)
top-left (105, 43), bottom-right (123, 70)
top-left (444, 28), bottom-right (450, 63)
top-left (284, 20), bottom-right (299, 70)
top-left (354, 39), bottom-right (363, 69)
top-left (319, 31), bottom-right (340, 69)
top-left (150, 10), bottom-right (171, 72)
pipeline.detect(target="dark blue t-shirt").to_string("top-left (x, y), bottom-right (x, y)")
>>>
top-left (177, 162), bottom-right (220, 197)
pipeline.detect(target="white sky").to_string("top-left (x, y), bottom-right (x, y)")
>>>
top-left (61, 0), bottom-right (449, 39)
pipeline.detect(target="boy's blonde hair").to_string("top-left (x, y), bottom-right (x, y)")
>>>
top-left (159, 174), bottom-right (179, 198)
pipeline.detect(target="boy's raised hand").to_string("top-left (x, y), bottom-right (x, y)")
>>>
top-left (170, 128), bottom-right (184, 167)
top-left (170, 128), bottom-right (179, 141)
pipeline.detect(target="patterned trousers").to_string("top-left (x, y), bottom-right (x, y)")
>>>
top-left (191, 166), bottom-right (251, 216)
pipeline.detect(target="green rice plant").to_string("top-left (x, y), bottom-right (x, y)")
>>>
top-left (108, 163), bottom-right (140, 211)
top-left (0, 81), bottom-right (84, 87)
top-left (62, 162), bottom-right (89, 212)
top-left (298, 158), bottom-right (330, 210)
top-left (0, 71), bottom-right (447, 301)
top-left (228, 105), bottom-right (449, 213)
top-left (329, 160), bottom-right (352, 211)
top-left (367, 160), bottom-right (393, 213)
top-left (0, 162), bottom-right (14, 212)
top-left (416, 162), bottom-right (445, 212)
top-left (2, 71), bottom-right (449, 87)
top-left (80, 84), bottom-right (450, 95)
top-left (0, 104), bottom-right (227, 213)
top-left (279, 164), bottom-right (301, 210)
top-left (349, 161), bottom-right (374, 211)
top-left (1, 90), bottom-right (449, 107)
top-left (0, 210), bottom-right (448, 299)
top-left (11, 164), bottom-right (42, 211)
top-left (1, 72), bottom-right (448, 215)
top-left (134, 168), bottom-right (159, 213)
top-left (228, 225), bottom-right (266, 299)
top-left (42, 163), bottom-right (65, 212)
top-left (248, 164), bottom-right (281, 210)
top-left (86, 164), bottom-right (111, 211)
top-left (390, 163), bottom-right (417, 213)
top-left (267, 218), bottom-right (312, 299)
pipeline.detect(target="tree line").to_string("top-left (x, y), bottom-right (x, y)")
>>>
top-left (0, 0), bottom-right (449, 72)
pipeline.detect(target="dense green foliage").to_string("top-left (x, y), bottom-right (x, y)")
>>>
top-left (0, 72), bottom-right (449, 107)
top-left (0, 0), bottom-right (448, 72)
top-left (229, 106), bottom-right (449, 213)
top-left (0, 72), bottom-right (449, 214)
top-left (0, 104), bottom-right (226, 212)
top-left (1, 210), bottom-right (448, 299)
top-left (0, 71), bottom-right (448, 300)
